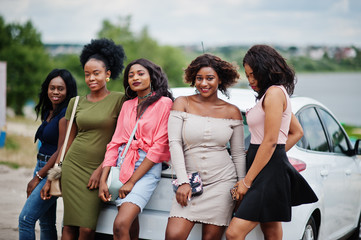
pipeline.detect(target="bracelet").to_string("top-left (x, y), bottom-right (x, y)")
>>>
top-left (36, 171), bottom-right (44, 180)
top-left (242, 179), bottom-right (251, 189)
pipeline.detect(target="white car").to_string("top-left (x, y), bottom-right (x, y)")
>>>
top-left (96, 87), bottom-right (361, 240)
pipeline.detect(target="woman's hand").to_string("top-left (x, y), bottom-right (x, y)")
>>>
top-left (176, 183), bottom-right (192, 207)
top-left (87, 167), bottom-right (102, 190)
top-left (234, 179), bottom-right (250, 201)
top-left (40, 180), bottom-right (52, 200)
top-left (98, 180), bottom-right (111, 202)
top-left (26, 177), bottom-right (41, 198)
top-left (118, 181), bottom-right (135, 199)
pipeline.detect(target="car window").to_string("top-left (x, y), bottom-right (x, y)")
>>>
top-left (296, 107), bottom-right (330, 152)
top-left (317, 108), bottom-right (349, 154)
top-left (227, 113), bottom-right (250, 153)
top-left (242, 112), bottom-right (250, 150)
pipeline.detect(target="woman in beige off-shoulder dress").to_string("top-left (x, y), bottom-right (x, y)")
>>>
top-left (165, 54), bottom-right (246, 240)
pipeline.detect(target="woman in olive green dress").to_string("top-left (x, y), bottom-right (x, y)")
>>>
top-left (43, 38), bottom-right (126, 239)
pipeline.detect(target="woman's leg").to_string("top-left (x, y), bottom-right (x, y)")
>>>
top-left (78, 227), bottom-right (95, 240)
top-left (202, 224), bottom-right (226, 240)
top-left (62, 225), bottom-right (96, 240)
top-left (225, 218), bottom-right (258, 240)
top-left (61, 226), bottom-right (78, 240)
top-left (38, 198), bottom-right (57, 240)
top-left (129, 216), bottom-right (139, 240)
top-left (113, 202), bottom-right (141, 240)
top-left (19, 161), bottom-right (58, 240)
top-left (260, 222), bottom-right (282, 240)
top-left (165, 217), bottom-right (195, 240)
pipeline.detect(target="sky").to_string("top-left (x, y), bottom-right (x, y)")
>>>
top-left (0, 0), bottom-right (360, 47)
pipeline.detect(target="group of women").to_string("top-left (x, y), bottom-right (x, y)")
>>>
top-left (18, 38), bottom-right (318, 240)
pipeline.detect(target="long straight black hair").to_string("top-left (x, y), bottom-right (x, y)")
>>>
top-left (35, 69), bottom-right (78, 121)
top-left (123, 59), bottom-right (174, 115)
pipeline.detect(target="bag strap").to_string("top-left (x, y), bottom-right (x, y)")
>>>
top-left (117, 107), bottom-right (148, 166)
top-left (59, 96), bottom-right (79, 166)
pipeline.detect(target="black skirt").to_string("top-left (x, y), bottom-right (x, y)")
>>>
top-left (234, 144), bottom-right (318, 222)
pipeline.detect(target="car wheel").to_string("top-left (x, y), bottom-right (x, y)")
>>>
top-left (302, 216), bottom-right (318, 240)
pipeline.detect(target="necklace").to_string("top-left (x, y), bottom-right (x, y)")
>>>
top-left (138, 92), bottom-right (152, 99)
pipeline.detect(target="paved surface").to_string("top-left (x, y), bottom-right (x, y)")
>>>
top-left (0, 164), bottom-right (64, 240)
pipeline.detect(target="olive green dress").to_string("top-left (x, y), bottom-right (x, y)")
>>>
top-left (61, 92), bottom-right (124, 229)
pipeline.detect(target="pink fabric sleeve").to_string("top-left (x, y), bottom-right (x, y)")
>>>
top-left (145, 97), bottom-right (173, 163)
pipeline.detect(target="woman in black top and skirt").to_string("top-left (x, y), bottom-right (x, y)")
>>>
top-left (226, 45), bottom-right (318, 240)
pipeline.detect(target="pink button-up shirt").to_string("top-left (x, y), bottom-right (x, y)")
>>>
top-left (103, 96), bottom-right (172, 183)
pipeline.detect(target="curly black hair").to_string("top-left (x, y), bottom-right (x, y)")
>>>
top-left (35, 69), bottom-right (78, 121)
top-left (243, 45), bottom-right (296, 100)
top-left (79, 38), bottom-right (126, 79)
top-left (184, 54), bottom-right (239, 98)
top-left (123, 58), bottom-right (174, 115)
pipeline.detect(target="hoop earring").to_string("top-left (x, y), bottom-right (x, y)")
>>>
top-left (125, 86), bottom-right (132, 98)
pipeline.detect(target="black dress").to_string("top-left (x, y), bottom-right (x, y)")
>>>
top-left (234, 144), bottom-right (318, 222)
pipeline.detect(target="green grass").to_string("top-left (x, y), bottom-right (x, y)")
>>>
top-left (0, 161), bottom-right (20, 169)
top-left (342, 124), bottom-right (361, 140)
top-left (4, 135), bottom-right (20, 150)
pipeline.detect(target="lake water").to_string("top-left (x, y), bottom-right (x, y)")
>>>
top-left (294, 72), bottom-right (361, 126)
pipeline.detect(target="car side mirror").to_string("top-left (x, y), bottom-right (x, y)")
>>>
top-left (355, 139), bottom-right (361, 155)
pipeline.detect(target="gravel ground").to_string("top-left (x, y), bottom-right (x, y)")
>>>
top-left (0, 164), bottom-right (64, 240)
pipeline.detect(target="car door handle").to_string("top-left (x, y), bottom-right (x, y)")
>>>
top-left (320, 169), bottom-right (329, 177)
top-left (345, 169), bottom-right (352, 176)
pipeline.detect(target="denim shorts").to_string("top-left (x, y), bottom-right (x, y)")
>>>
top-left (114, 145), bottom-right (161, 211)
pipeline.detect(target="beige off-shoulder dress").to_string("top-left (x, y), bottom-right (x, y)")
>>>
top-left (168, 110), bottom-right (246, 226)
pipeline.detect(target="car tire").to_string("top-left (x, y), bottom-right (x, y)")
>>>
top-left (302, 216), bottom-right (318, 240)
top-left (348, 213), bottom-right (361, 240)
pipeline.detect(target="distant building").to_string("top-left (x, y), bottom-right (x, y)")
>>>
top-left (308, 47), bottom-right (325, 60)
top-left (44, 43), bottom-right (84, 56)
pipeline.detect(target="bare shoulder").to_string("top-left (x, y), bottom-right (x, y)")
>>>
top-left (264, 86), bottom-right (286, 102)
top-left (224, 102), bottom-right (242, 120)
top-left (58, 117), bottom-right (67, 128)
top-left (171, 96), bottom-right (188, 112)
top-left (266, 86), bottom-right (285, 98)
top-left (263, 86), bottom-right (287, 111)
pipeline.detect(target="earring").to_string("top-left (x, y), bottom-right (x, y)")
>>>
top-left (195, 88), bottom-right (200, 94)
top-left (106, 77), bottom-right (110, 82)
top-left (125, 86), bottom-right (132, 98)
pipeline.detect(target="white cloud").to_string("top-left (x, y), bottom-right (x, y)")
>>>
top-left (330, 0), bottom-right (350, 13)
top-left (0, 0), bottom-right (360, 46)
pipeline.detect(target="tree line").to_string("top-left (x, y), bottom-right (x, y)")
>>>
top-left (0, 16), bottom-right (188, 115)
top-left (1, 15), bottom-right (360, 115)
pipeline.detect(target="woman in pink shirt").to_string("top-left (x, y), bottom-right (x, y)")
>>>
top-left (99, 58), bottom-right (174, 239)
top-left (226, 45), bottom-right (318, 240)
